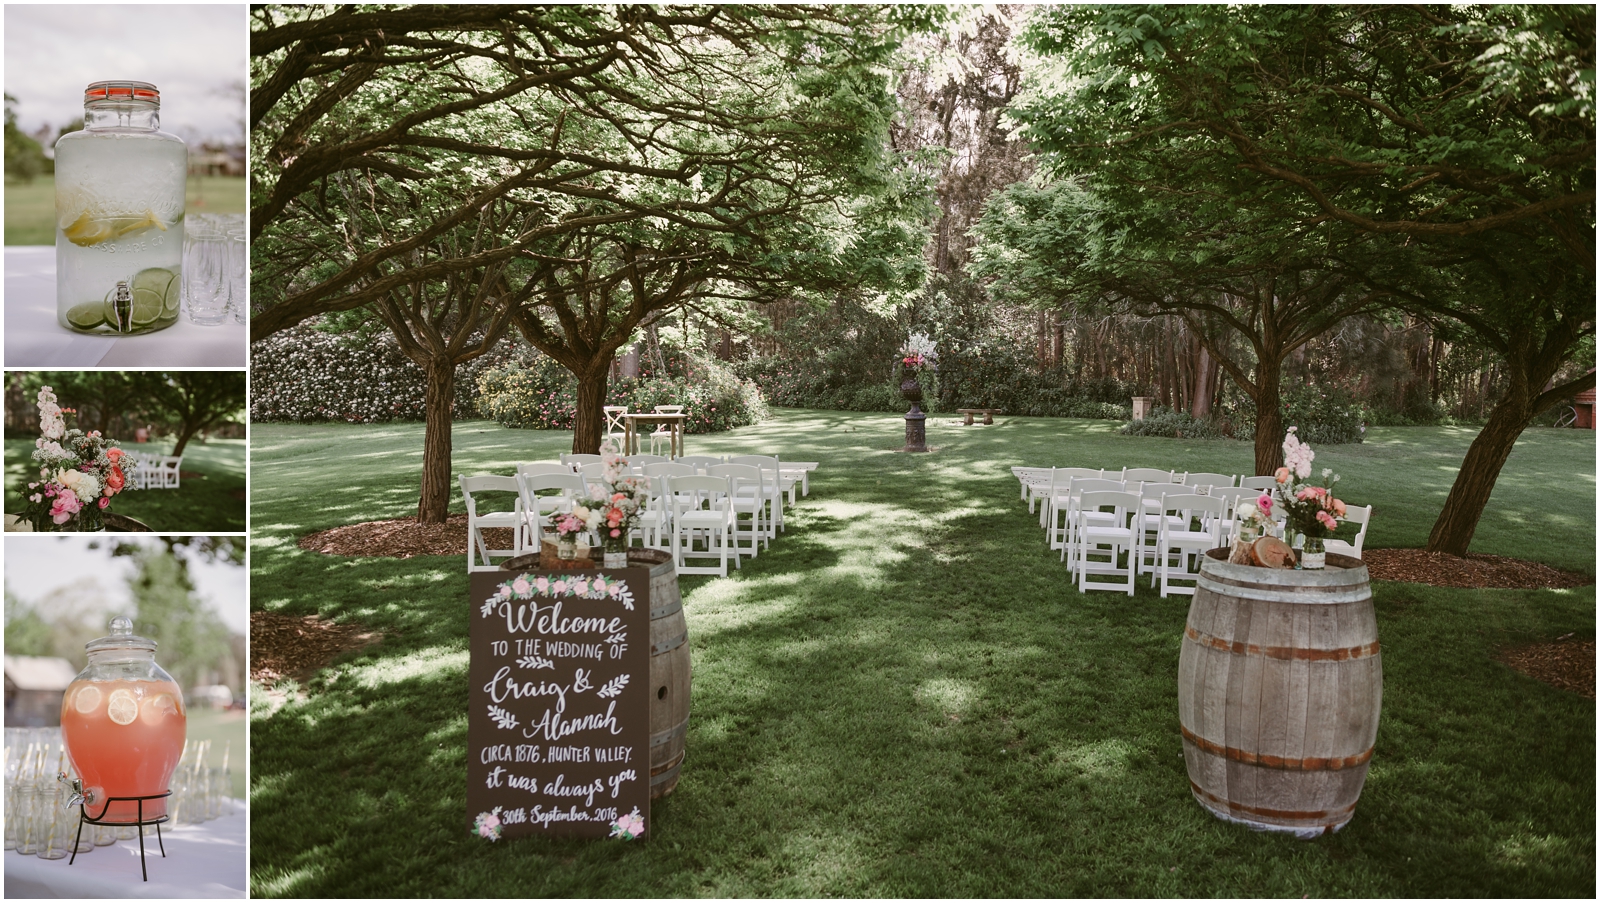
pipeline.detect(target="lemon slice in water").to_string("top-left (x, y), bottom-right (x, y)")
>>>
top-left (62, 212), bottom-right (115, 247)
top-left (141, 693), bottom-right (178, 726)
top-left (107, 688), bottom-right (139, 725)
top-left (73, 684), bottom-right (103, 715)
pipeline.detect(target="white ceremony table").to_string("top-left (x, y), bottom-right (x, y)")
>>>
top-left (2, 801), bottom-right (247, 898)
top-left (5, 246), bottom-right (247, 368)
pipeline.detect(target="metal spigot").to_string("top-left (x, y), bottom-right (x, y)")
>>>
top-left (111, 279), bottom-right (132, 332)
top-left (57, 772), bottom-right (93, 808)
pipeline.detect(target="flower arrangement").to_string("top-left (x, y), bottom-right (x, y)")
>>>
top-left (1273, 427), bottom-right (1348, 541)
top-left (609, 806), bottom-right (645, 840)
top-left (18, 387), bottom-right (127, 532)
top-left (473, 809), bottom-right (503, 841)
top-left (553, 439), bottom-right (651, 555)
top-left (899, 332), bottom-right (938, 377)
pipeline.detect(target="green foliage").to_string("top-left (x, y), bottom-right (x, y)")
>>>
top-left (4, 93), bottom-right (47, 184)
top-left (476, 356), bottom-right (767, 434)
top-left (1119, 409), bottom-right (1231, 441)
top-left (3, 588), bottom-right (54, 657)
top-left (128, 545), bottom-right (233, 692)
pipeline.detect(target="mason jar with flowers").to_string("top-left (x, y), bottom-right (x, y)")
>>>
top-left (1272, 427), bottom-right (1349, 569)
top-left (897, 332), bottom-right (938, 408)
top-left (583, 439), bottom-right (652, 567)
top-left (18, 386), bottom-right (128, 532)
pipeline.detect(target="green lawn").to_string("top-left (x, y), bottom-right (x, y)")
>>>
top-left (5, 437), bottom-right (246, 532)
top-left (186, 706), bottom-right (248, 800)
top-left (249, 412), bottom-right (1594, 897)
top-left (5, 175), bottom-right (246, 245)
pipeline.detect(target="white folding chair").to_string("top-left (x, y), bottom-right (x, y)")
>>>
top-left (709, 463), bottom-right (765, 558)
top-left (461, 475), bottom-right (525, 572)
top-left (1133, 482), bottom-right (1182, 577)
top-left (1323, 504), bottom-right (1372, 559)
top-left (1208, 487), bottom-right (1253, 543)
top-left (516, 470), bottom-right (588, 549)
top-left (674, 455), bottom-right (724, 473)
top-left (651, 405), bottom-right (685, 456)
top-left (1058, 478), bottom-right (1126, 563)
top-left (1239, 475), bottom-right (1278, 491)
top-left (1072, 491), bottom-right (1139, 595)
top-left (561, 453), bottom-right (603, 468)
top-left (1155, 494), bottom-right (1226, 597)
top-left (1041, 467), bottom-right (1104, 533)
top-left (158, 456), bottom-right (182, 489)
top-left (727, 455), bottom-right (783, 537)
top-left (1182, 472), bottom-right (1236, 492)
top-left (667, 474), bottom-right (737, 576)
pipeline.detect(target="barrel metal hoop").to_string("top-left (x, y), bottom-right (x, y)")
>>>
top-left (651, 719), bottom-right (688, 749)
top-left (1189, 780), bottom-right (1356, 822)
top-left (1184, 626), bottom-right (1381, 662)
top-left (1182, 726), bottom-right (1373, 771)
top-left (649, 759), bottom-right (683, 787)
top-left (650, 597), bottom-right (683, 619)
top-left (1196, 574), bottom-right (1371, 604)
top-left (652, 630), bottom-right (687, 655)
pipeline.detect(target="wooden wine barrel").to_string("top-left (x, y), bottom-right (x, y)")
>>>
top-left (1177, 549), bottom-right (1381, 838)
top-left (502, 547), bottom-right (690, 799)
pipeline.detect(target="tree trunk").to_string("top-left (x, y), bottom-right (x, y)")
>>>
top-left (1253, 354), bottom-right (1284, 476)
top-left (1425, 397), bottom-right (1530, 555)
top-left (170, 425), bottom-right (201, 458)
top-left (1191, 342), bottom-right (1214, 418)
top-left (572, 366), bottom-right (610, 455)
top-left (417, 357), bottom-right (456, 523)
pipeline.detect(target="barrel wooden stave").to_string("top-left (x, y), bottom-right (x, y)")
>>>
top-left (1178, 551), bottom-right (1381, 837)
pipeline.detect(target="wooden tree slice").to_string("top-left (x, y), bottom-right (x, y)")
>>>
top-left (1251, 536), bottom-right (1296, 569)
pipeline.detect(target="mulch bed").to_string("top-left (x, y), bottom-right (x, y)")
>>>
top-left (298, 514), bottom-right (509, 559)
top-left (250, 611), bottom-right (384, 684)
top-left (1363, 549), bottom-right (1593, 590)
top-left (1496, 636), bottom-right (1595, 699)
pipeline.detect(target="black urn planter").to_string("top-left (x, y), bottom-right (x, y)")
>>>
top-left (900, 377), bottom-right (927, 452)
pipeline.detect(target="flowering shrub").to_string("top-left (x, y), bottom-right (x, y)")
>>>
top-left (250, 324), bottom-right (534, 423)
top-left (476, 355), bottom-right (767, 434)
top-left (1222, 386), bottom-right (1367, 445)
top-left (18, 387), bottom-right (127, 531)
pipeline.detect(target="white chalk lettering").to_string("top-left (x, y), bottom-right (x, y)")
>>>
top-left (521, 700), bottom-right (622, 741)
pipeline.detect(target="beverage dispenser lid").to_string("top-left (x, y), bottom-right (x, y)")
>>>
top-left (84, 81), bottom-right (160, 105)
top-left (85, 615), bottom-right (157, 653)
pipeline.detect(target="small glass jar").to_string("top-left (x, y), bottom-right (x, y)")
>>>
top-left (54, 81), bottom-right (185, 335)
top-left (1301, 536), bottom-right (1327, 570)
top-left (603, 534), bottom-right (629, 569)
top-left (59, 617), bottom-right (187, 823)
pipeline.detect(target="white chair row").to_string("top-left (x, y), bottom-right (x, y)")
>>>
top-left (119, 452), bottom-right (181, 490)
top-left (462, 457), bottom-right (795, 577)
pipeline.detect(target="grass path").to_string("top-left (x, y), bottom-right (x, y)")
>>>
top-left (249, 411), bottom-right (1594, 897)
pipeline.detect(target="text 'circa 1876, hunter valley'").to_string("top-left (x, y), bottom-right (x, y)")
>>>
top-left (467, 569), bottom-right (650, 841)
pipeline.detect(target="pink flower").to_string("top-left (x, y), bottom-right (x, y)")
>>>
top-left (1296, 487), bottom-right (1315, 501)
top-left (1332, 499), bottom-right (1347, 517)
top-left (98, 497), bottom-right (110, 509)
top-left (1274, 467), bottom-right (1290, 484)
top-left (1256, 493), bottom-right (1273, 516)
top-left (610, 528), bottom-right (621, 538)
top-left (1316, 510), bottom-right (1338, 531)
top-left (50, 489), bottom-right (81, 524)
top-left (512, 577), bottom-right (531, 596)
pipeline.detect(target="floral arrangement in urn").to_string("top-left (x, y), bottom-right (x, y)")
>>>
top-left (899, 331), bottom-right (938, 377)
top-left (1272, 427), bottom-right (1348, 568)
top-left (18, 386), bottom-right (128, 532)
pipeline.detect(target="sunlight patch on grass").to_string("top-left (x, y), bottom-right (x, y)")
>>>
top-left (915, 677), bottom-right (978, 718)
top-left (255, 864), bottom-right (329, 898)
top-left (1494, 830), bottom-right (1573, 864)
top-left (350, 646), bottom-right (469, 690)
top-left (1047, 738), bottom-right (1140, 780)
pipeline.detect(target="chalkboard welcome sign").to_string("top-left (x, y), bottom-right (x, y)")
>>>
top-left (468, 568), bottom-right (651, 841)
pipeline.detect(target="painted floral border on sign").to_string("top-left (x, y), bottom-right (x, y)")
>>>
top-left (479, 572), bottom-right (637, 618)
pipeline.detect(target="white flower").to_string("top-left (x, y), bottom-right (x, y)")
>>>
top-left (57, 469), bottom-right (99, 499)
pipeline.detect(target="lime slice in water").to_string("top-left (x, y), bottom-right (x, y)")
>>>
top-left (66, 302), bottom-right (106, 330)
top-left (132, 267), bottom-right (177, 324)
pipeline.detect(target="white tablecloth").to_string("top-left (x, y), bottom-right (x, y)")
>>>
top-left (4, 246), bottom-right (247, 368)
top-left (3, 803), bottom-right (246, 898)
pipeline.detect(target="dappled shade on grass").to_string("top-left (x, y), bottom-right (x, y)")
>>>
top-left (249, 412), bottom-right (1594, 897)
top-left (4, 437), bottom-right (246, 532)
